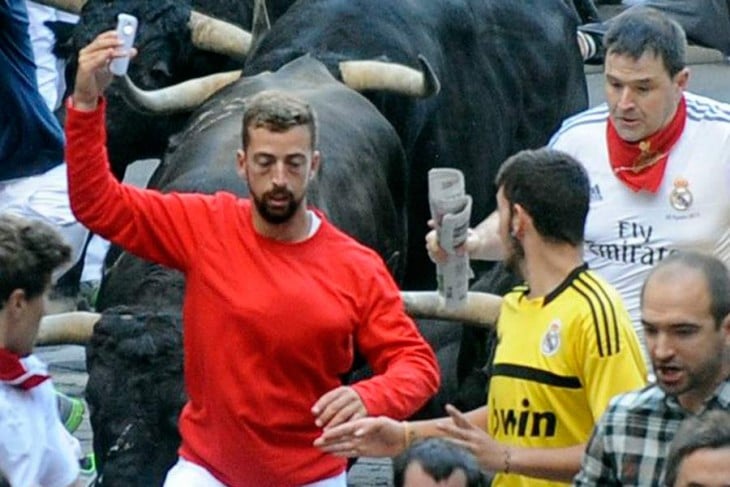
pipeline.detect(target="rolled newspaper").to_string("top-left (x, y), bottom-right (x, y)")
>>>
top-left (428, 168), bottom-right (474, 310)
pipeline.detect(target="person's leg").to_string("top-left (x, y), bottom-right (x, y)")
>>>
top-left (79, 233), bottom-right (109, 305)
top-left (55, 390), bottom-right (85, 434)
top-left (300, 471), bottom-right (347, 487)
top-left (163, 457), bottom-right (227, 487)
top-left (0, 164), bottom-right (89, 283)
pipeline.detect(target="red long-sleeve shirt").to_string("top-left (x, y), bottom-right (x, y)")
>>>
top-left (65, 99), bottom-right (440, 486)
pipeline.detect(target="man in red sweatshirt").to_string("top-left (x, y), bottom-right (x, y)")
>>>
top-left (65, 30), bottom-right (440, 487)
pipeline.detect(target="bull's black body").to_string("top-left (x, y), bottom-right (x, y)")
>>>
top-left (244, 0), bottom-right (589, 289)
top-left (86, 308), bottom-right (185, 486)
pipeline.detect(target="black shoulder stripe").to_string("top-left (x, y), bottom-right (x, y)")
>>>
top-left (492, 363), bottom-right (582, 389)
top-left (570, 273), bottom-right (621, 357)
top-left (571, 283), bottom-right (604, 356)
top-left (580, 272), bottom-right (620, 354)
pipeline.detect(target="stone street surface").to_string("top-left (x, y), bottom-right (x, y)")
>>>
top-left (36, 344), bottom-right (394, 486)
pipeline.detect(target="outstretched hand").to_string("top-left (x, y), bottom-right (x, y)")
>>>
top-left (313, 416), bottom-right (407, 458)
top-left (73, 30), bottom-right (137, 111)
top-left (437, 404), bottom-right (505, 472)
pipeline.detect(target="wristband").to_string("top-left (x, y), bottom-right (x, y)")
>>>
top-left (402, 421), bottom-right (416, 449)
top-left (503, 447), bottom-right (512, 474)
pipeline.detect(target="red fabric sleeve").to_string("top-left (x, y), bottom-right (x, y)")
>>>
top-left (350, 262), bottom-right (441, 419)
top-left (64, 98), bottom-right (204, 272)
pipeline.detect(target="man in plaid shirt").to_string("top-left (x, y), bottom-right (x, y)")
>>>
top-left (573, 252), bottom-right (730, 486)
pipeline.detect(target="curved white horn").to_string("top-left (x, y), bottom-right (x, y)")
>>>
top-left (36, 312), bottom-right (100, 346)
top-left (120, 70), bottom-right (241, 114)
top-left (401, 291), bottom-right (502, 327)
top-left (188, 11), bottom-right (251, 62)
top-left (339, 55), bottom-right (440, 98)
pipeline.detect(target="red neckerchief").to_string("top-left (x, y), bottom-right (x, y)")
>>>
top-left (0, 348), bottom-right (50, 390)
top-left (607, 96), bottom-right (687, 193)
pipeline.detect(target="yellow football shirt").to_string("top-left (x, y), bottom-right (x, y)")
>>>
top-left (488, 265), bottom-right (647, 487)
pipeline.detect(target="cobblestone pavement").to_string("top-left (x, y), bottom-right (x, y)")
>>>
top-left (36, 344), bottom-right (394, 486)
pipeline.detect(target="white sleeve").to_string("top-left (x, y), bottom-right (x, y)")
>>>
top-left (36, 424), bottom-right (79, 487)
top-left (0, 389), bottom-right (37, 487)
top-left (37, 394), bottom-right (80, 487)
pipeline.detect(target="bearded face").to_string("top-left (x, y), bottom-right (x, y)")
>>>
top-left (249, 184), bottom-right (303, 224)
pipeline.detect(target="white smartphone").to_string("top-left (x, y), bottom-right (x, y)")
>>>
top-left (109, 13), bottom-right (138, 76)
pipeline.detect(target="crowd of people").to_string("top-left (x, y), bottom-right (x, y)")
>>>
top-left (1, 1), bottom-right (728, 486)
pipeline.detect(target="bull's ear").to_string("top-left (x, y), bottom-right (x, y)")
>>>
top-left (250, 0), bottom-right (271, 51)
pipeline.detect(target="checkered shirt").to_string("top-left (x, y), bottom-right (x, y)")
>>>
top-left (573, 379), bottom-right (730, 486)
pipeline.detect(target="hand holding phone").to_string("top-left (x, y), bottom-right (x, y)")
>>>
top-left (109, 13), bottom-right (138, 76)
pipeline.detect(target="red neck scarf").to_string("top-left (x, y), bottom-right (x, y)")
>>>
top-left (607, 96), bottom-right (687, 193)
top-left (0, 348), bottom-right (50, 390)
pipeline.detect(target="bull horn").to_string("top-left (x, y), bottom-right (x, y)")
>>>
top-left (339, 55), bottom-right (440, 98)
top-left (30, 0), bottom-right (87, 13)
top-left (36, 312), bottom-right (100, 346)
top-left (401, 291), bottom-right (502, 327)
top-left (120, 70), bottom-right (241, 114)
top-left (188, 11), bottom-right (252, 62)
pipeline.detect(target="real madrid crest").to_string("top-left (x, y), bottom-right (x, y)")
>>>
top-left (541, 319), bottom-right (562, 356)
top-left (669, 176), bottom-right (693, 211)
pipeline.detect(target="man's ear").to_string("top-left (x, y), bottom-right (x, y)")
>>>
top-left (675, 67), bottom-right (690, 92)
top-left (721, 313), bottom-right (730, 346)
top-left (236, 149), bottom-right (247, 179)
top-left (5, 289), bottom-right (26, 320)
top-left (309, 150), bottom-right (321, 180)
top-left (511, 203), bottom-right (530, 237)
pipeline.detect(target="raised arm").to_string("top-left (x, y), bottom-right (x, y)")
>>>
top-left (65, 31), bottom-right (203, 272)
top-left (71, 30), bottom-right (134, 111)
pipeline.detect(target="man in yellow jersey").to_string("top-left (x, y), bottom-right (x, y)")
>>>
top-left (315, 148), bottom-right (648, 486)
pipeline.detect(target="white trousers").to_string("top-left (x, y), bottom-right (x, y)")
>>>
top-left (163, 457), bottom-right (348, 487)
top-left (0, 164), bottom-right (89, 281)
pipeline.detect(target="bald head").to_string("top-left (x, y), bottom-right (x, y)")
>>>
top-left (642, 252), bottom-right (730, 328)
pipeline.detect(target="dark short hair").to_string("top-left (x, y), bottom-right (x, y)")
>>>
top-left (641, 252), bottom-right (730, 328)
top-left (663, 410), bottom-right (730, 486)
top-left (495, 148), bottom-right (590, 246)
top-left (604, 6), bottom-right (687, 77)
top-left (241, 90), bottom-right (318, 149)
top-left (0, 214), bottom-right (70, 306)
top-left (393, 438), bottom-right (486, 487)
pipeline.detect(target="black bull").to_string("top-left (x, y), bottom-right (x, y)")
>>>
top-left (243, 0), bottom-right (589, 290)
top-left (90, 57), bottom-right (462, 485)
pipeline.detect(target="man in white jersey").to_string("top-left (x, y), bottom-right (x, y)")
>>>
top-left (426, 6), bottom-right (730, 368)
